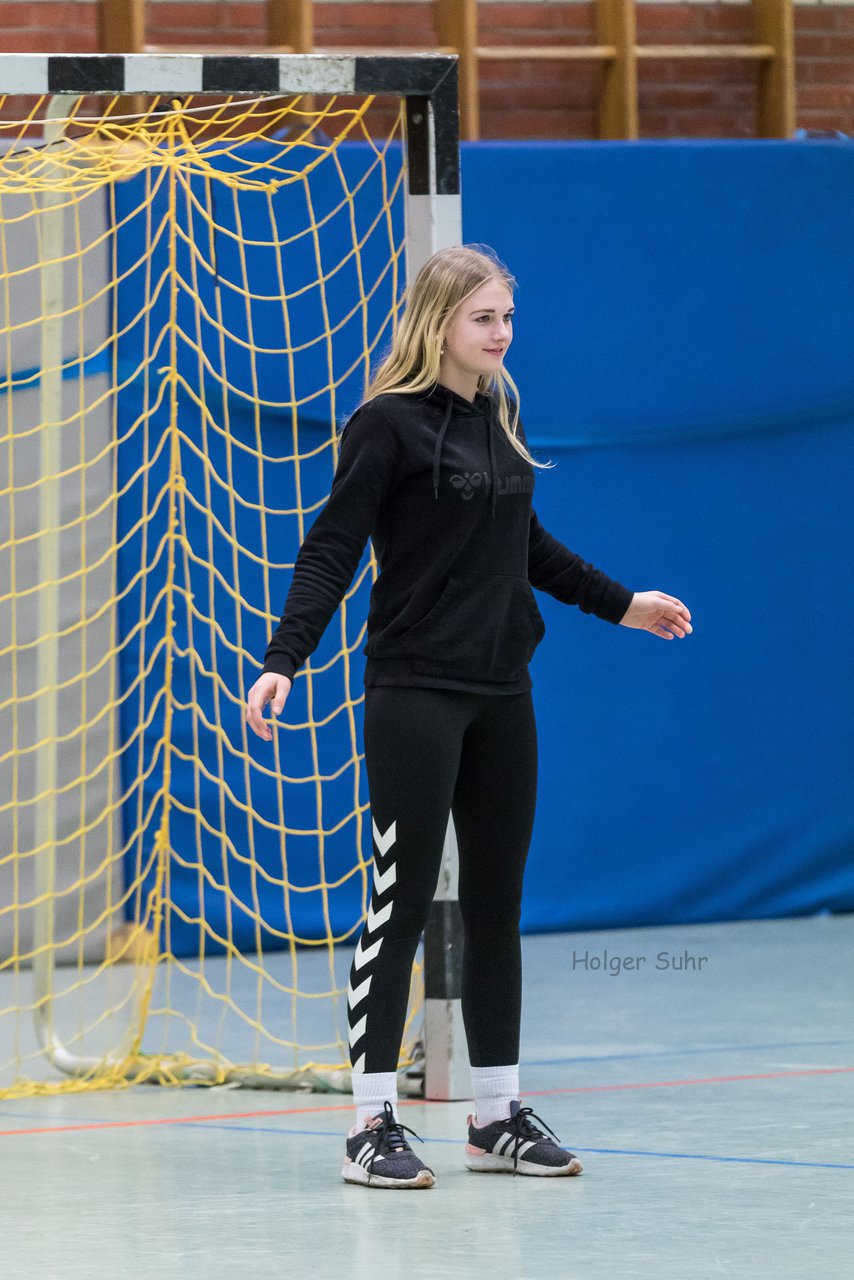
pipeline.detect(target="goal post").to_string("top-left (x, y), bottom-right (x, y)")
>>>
top-left (0, 52), bottom-right (468, 1101)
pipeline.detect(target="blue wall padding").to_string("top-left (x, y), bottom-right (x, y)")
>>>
top-left (458, 140), bottom-right (854, 933)
top-left (112, 140), bottom-right (403, 956)
top-left (113, 137), bottom-right (854, 954)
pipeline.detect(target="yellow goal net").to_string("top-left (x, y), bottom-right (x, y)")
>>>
top-left (0, 53), bottom-right (460, 1100)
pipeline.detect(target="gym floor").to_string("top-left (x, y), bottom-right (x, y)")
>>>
top-left (2, 914), bottom-right (852, 1280)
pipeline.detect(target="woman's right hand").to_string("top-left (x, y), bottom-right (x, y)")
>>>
top-left (246, 671), bottom-right (293, 741)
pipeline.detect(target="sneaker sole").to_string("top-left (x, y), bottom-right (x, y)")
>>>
top-left (464, 1152), bottom-right (583, 1177)
top-left (342, 1160), bottom-right (435, 1189)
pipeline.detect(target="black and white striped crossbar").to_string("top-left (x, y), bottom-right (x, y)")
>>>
top-left (0, 51), bottom-right (453, 97)
top-left (0, 52), bottom-right (459, 196)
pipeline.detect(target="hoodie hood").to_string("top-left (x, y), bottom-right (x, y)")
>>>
top-left (417, 382), bottom-right (500, 519)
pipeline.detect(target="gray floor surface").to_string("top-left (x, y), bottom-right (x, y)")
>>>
top-left (2, 914), bottom-right (852, 1280)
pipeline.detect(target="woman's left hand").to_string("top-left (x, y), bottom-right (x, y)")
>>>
top-left (619, 591), bottom-right (693, 639)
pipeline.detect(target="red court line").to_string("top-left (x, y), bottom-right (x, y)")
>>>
top-left (522, 1065), bottom-right (854, 1097)
top-left (0, 1102), bottom-right (355, 1138)
top-left (1, 1064), bottom-right (852, 1138)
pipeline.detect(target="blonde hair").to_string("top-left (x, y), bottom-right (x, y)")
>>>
top-left (362, 244), bottom-right (552, 471)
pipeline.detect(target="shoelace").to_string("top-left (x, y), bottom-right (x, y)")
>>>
top-left (365, 1100), bottom-right (427, 1180)
top-left (505, 1105), bottom-right (561, 1173)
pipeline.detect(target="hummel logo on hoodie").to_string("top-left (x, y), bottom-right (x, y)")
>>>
top-left (262, 382), bottom-right (633, 695)
top-left (449, 472), bottom-right (534, 500)
top-left (449, 471), bottom-right (484, 499)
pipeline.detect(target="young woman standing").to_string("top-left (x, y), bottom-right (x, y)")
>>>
top-left (246, 245), bottom-right (693, 1189)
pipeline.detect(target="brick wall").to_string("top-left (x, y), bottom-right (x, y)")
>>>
top-left (0, 1), bottom-right (852, 138)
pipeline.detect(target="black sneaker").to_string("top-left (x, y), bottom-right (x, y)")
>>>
top-left (342, 1101), bottom-right (435, 1189)
top-left (464, 1099), bottom-right (583, 1177)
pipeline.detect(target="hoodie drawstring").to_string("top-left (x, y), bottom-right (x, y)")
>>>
top-left (488, 404), bottom-right (497, 519)
top-left (432, 394), bottom-right (454, 504)
top-left (432, 390), bottom-right (497, 520)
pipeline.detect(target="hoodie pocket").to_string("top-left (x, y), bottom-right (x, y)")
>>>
top-left (399, 574), bottom-right (546, 681)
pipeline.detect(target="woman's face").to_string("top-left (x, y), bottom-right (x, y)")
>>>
top-left (441, 277), bottom-right (514, 383)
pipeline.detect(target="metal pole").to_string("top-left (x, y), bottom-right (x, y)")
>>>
top-left (32, 95), bottom-right (77, 1067)
top-left (402, 65), bottom-right (470, 1102)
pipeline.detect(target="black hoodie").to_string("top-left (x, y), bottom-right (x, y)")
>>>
top-left (261, 383), bottom-right (634, 695)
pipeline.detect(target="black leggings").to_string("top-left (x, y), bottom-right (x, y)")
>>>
top-left (347, 685), bottom-right (538, 1073)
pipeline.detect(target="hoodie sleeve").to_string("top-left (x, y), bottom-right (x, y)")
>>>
top-left (516, 414), bottom-right (633, 624)
top-left (528, 508), bottom-right (634, 624)
top-left (261, 402), bottom-right (400, 681)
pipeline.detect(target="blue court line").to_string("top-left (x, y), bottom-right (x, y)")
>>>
top-left (165, 1122), bottom-right (854, 1170)
top-left (521, 1037), bottom-right (854, 1067)
top-left (572, 1146), bottom-right (854, 1170)
top-left (0, 1113), bottom-right (850, 1171)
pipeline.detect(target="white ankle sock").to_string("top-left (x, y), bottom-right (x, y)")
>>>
top-left (351, 1070), bottom-right (399, 1133)
top-left (470, 1063), bottom-right (520, 1127)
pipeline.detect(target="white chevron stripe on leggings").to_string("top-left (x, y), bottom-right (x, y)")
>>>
top-left (367, 899), bottom-right (393, 932)
top-left (372, 859), bottom-right (396, 897)
top-left (349, 1014), bottom-right (367, 1049)
top-left (353, 934), bottom-right (383, 970)
top-left (372, 816), bottom-right (396, 857)
top-left (347, 817), bottom-right (398, 1066)
top-left (347, 973), bottom-right (372, 1009)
